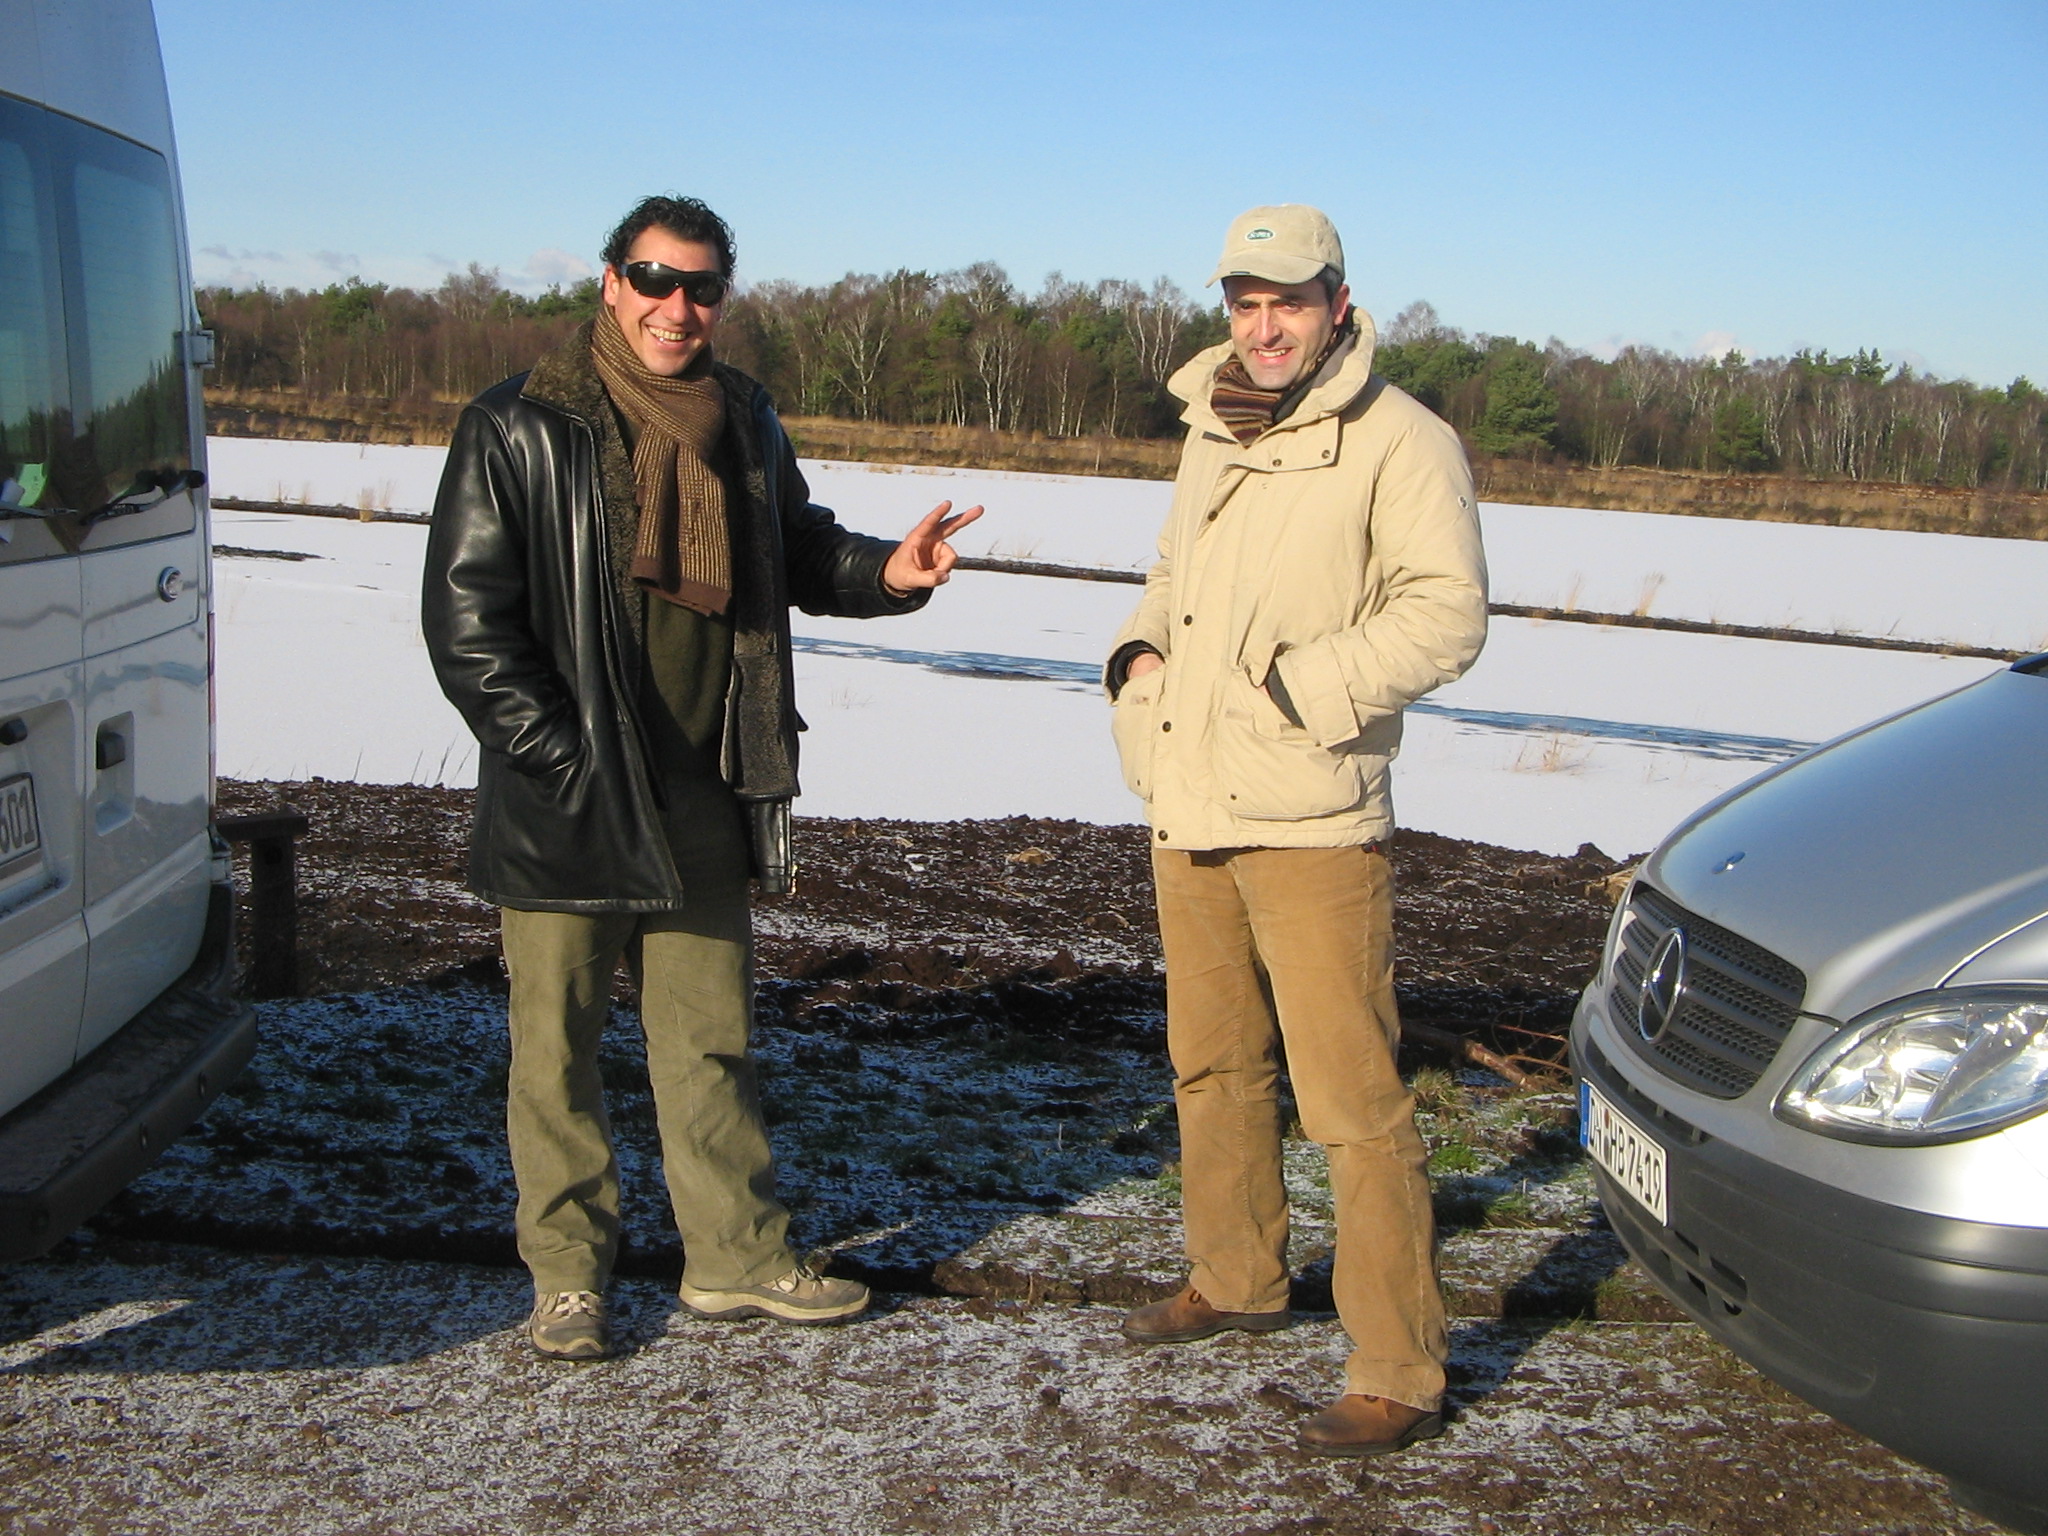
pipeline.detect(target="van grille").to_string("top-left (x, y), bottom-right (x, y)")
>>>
top-left (1608, 884), bottom-right (1806, 1097)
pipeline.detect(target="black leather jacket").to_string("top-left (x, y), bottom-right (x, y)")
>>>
top-left (422, 329), bottom-right (921, 911)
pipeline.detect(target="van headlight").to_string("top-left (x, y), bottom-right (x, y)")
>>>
top-left (1777, 988), bottom-right (2048, 1144)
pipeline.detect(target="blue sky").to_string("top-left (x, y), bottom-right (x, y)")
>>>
top-left (157, 1), bottom-right (2044, 386)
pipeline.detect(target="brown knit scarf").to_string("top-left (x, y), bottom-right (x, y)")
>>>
top-left (590, 306), bottom-right (733, 615)
top-left (1210, 313), bottom-right (1357, 446)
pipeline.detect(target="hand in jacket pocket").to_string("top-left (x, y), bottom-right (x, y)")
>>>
top-left (1110, 663), bottom-right (1166, 798)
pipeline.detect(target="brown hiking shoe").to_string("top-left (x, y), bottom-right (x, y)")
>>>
top-left (676, 1264), bottom-right (869, 1325)
top-left (527, 1290), bottom-right (610, 1360)
top-left (1120, 1286), bottom-right (1292, 1344)
top-left (1297, 1393), bottom-right (1444, 1457)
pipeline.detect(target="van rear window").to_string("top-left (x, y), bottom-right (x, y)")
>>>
top-left (53, 112), bottom-right (192, 530)
top-left (0, 94), bottom-right (193, 564)
top-left (0, 98), bottom-right (66, 564)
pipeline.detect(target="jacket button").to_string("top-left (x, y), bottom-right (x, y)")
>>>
top-left (1157, 829), bottom-right (1168, 840)
top-left (1161, 721), bottom-right (1172, 732)
top-left (1271, 458), bottom-right (1282, 467)
top-left (1182, 614), bottom-right (1193, 625)
top-left (1205, 511), bottom-right (1218, 522)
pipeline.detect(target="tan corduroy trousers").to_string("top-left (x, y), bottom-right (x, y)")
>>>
top-left (499, 873), bottom-right (795, 1297)
top-left (1152, 843), bottom-right (1448, 1410)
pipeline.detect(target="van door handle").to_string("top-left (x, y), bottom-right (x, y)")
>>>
top-left (0, 718), bottom-right (24, 746)
top-left (96, 728), bottom-right (127, 770)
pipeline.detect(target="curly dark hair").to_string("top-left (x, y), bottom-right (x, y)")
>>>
top-left (599, 195), bottom-right (736, 277)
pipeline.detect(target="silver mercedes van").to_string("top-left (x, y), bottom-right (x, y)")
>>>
top-left (0, 0), bottom-right (251, 1259)
top-left (1572, 655), bottom-right (2048, 1530)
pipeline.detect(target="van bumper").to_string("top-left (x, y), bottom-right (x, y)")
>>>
top-left (0, 876), bottom-right (254, 1261)
top-left (1574, 1029), bottom-right (2048, 1517)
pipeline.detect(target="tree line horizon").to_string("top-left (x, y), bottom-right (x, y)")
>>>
top-left (196, 263), bottom-right (2047, 493)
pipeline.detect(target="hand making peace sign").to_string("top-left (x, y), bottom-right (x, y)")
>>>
top-left (881, 500), bottom-right (984, 595)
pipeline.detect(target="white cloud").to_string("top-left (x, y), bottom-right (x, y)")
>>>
top-left (191, 246), bottom-right (462, 293)
top-left (1586, 331), bottom-right (1654, 362)
top-left (1692, 329), bottom-right (1743, 361)
top-left (200, 243), bottom-right (285, 264)
top-left (189, 244), bottom-right (594, 296)
top-left (523, 248), bottom-right (592, 286)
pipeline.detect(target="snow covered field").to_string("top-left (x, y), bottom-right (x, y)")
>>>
top-left (207, 439), bottom-right (2021, 857)
top-left (210, 437), bottom-right (2048, 653)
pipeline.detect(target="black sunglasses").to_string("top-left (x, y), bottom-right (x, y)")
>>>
top-left (620, 262), bottom-right (728, 306)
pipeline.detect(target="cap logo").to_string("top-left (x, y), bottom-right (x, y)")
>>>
top-left (1246, 227), bottom-right (1275, 240)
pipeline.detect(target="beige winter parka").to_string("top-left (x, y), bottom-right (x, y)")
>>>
top-left (1108, 313), bottom-right (1488, 850)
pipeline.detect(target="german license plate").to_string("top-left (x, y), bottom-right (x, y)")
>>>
top-left (0, 773), bottom-right (40, 873)
top-left (1582, 1081), bottom-right (1668, 1225)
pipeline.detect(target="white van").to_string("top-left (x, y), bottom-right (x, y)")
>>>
top-left (0, 0), bottom-right (251, 1258)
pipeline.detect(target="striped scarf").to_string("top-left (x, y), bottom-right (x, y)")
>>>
top-left (1210, 314), bottom-right (1355, 446)
top-left (590, 306), bottom-right (732, 616)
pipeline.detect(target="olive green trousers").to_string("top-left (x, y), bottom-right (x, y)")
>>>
top-left (499, 879), bottom-right (795, 1295)
top-left (1152, 843), bottom-right (1448, 1411)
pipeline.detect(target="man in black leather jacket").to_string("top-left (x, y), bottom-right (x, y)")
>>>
top-left (423, 195), bottom-right (978, 1358)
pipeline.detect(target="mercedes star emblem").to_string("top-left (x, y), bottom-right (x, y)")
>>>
top-left (1638, 929), bottom-right (1689, 1044)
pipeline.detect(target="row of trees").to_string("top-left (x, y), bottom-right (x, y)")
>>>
top-left (196, 267), bottom-right (2048, 491)
top-left (198, 262), bottom-right (1226, 444)
top-left (718, 265), bottom-right (1224, 440)
top-left (1377, 302), bottom-right (2047, 490)
top-left (199, 265), bottom-right (596, 404)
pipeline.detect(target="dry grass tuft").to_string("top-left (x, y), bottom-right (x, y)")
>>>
top-left (1514, 732), bottom-right (1591, 775)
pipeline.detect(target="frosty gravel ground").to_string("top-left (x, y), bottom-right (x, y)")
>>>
top-left (7, 1005), bottom-right (2000, 1534)
top-left (0, 784), bottom-right (2007, 1532)
top-left (0, 1243), bottom-right (1995, 1536)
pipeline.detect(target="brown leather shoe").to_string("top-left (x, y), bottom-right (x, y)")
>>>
top-left (1120, 1287), bottom-right (1292, 1344)
top-left (1297, 1393), bottom-right (1444, 1457)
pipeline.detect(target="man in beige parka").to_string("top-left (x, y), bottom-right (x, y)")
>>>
top-left (1106, 204), bottom-right (1487, 1456)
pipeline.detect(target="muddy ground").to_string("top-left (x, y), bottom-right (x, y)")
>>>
top-left (208, 776), bottom-right (1621, 1058)
top-left (0, 782), bottom-right (2006, 1534)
